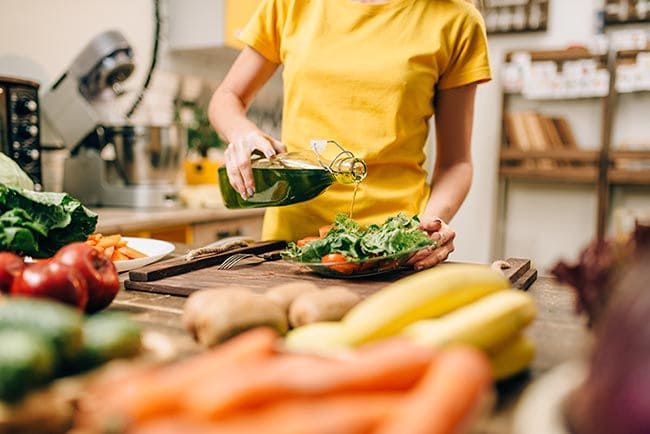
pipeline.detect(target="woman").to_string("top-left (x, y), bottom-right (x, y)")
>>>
top-left (209, 0), bottom-right (491, 270)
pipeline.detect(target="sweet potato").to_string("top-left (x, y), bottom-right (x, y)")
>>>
top-left (375, 347), bottom-right (493, 434)
top-left (183, 289), bottom-right (288, 347)
top-left (265, 281), bottom-right (319, 313)
top-left (289, 286), bottom-right (361, 327)
top-left (183, 339), bottom-right (435, 419)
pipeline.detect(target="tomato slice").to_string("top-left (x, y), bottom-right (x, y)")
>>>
top-left (319, 225), bottom-right (333, 238)
top-left (296, 237), bottom-right (321, 247)
top-left (321, 253), bottom-right (359, 274)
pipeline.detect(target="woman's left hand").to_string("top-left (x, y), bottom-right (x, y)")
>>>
top-left (408, 216), bottom-right (456, 271)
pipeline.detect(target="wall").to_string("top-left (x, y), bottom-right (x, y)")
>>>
top-left (459, 0), bottom-right (650, 271)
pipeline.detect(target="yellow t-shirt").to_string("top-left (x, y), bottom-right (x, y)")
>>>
top-left (239, 0), bottom-right (491, 241)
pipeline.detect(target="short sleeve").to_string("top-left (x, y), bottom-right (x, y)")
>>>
top-left (438, 9), bottom-right (492, 90)
top-left (238, 0), bottom-right (285, 64)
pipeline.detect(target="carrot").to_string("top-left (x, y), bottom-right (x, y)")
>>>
top-left (97, 234), bottom-right (122, 248)
top-left (133, 394), bottom-right (399, 434)
top-left (112, 250), bottom-right (130, 261)
top-left (319, 225), bottom-right (333, 238)
top-left (95, 328), bottom-right (278, 423)
top-left (374, 347), bottom-right (493, 434)
top-left (119, 246), bottom-right (147, 259)
top-left (184, 339), bottom-right (434, 419)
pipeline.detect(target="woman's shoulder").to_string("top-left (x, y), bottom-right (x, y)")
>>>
top-left (421, 0), bottom-right (485, 26)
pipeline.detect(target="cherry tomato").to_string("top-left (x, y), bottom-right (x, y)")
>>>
top-left (319, 225), bottom-right (333, 238)
top-left (321, 253), bottom-right (359, 274)
top-left (296, 237), bottom-right (321, 248)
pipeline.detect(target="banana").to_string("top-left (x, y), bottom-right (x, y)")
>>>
top-left (490, 335), bottom-right (536, 381)
top-left (401, 290), bottom-right (536, 352)
top-left (342, 264), bottom-right (510, 344)
top-left (284, 322), bottom-right (351, 355)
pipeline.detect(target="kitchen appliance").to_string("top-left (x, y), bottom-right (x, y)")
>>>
top-left (41, 30), bottom-right (181, 207)
top-left (0, 75), bottom-right (42, 190)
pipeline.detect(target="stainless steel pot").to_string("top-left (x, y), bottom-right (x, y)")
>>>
top-left (99, 124), bottom-right (185, 186)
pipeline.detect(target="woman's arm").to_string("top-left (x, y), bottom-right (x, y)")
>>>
top-left (410, 83), bottom-right (477, 270)
top-left (209, 47), bottom-right (285, 198)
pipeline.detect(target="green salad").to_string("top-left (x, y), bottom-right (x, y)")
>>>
top-left (284, 213), bottom-right (435, 263)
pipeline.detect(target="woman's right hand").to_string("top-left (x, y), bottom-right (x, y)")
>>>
top-left (224, 130), bottom-right (286, 198)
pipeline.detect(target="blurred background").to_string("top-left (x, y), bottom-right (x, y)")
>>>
top-left (0, 0), bottom-right (648, 269)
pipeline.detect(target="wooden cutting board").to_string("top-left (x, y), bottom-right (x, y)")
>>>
top-left (124, 257), bottom-right (537, 297)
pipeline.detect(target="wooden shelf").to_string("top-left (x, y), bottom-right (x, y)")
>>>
top-left (609, 169), bottom-right (650, 185)
top-left (488, 27), bottom-right (547, 36)
top-left (499, 166), bottom-right (599, 183)
top-left (505, 47), bottom-right (607, 63)
top-left (605, 17), bottom-right (650, 27)
top-left (617, 46), bottom-right (650, 60)
top-left (504, 91), bottom-right (608, 101)
top-left (500, 148), bottom-right (600, 162)
top-left (610, 149), bottom-right (650, 160)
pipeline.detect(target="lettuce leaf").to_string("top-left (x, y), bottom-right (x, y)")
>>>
top-left (0, 184), bottom-right (97, 257)
top-left (0, 152), bottom-right (34, 190)
top-left (285, 213), bottom-right (434, 263)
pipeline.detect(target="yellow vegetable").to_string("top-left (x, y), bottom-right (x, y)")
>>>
top-left (401, 290), bottom-right (536, 352)
top-left (343, 264), bottom-right (510, 344)
top-left (490, 335), bottom-right (536, 381)
top-left (284, 322), bottom-right (351, 355)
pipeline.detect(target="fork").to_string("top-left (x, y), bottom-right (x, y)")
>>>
top-left (216, 252), bottom-right (280, 270)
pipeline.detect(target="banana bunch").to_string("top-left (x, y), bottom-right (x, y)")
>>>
top-left (285, 264), bottom-right (537, 381)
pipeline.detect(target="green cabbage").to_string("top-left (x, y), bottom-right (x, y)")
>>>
top-left (0, 152), bottom-right (34, 190)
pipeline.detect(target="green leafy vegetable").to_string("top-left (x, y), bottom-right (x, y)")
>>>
top-left (284, 213), bottom-right (434, 263)
top-left (0, 152), bottom-right (34, 190)
top-left (0, 184), bottom-right (98, 257)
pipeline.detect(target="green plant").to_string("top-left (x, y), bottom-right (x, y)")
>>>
top-left (177, 103), bottom-right (226, 157)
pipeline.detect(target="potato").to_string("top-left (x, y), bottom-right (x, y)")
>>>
top-left (264, 281), bottom-right (320, 313)
top-left (183, 288), bottom-right (288, 347)
top-left (289, 287), bottom-right (361, 328)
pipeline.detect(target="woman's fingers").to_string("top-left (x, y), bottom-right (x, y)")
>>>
top-left (224, 146), bottom-right (246, 196)
top-left (249, 133), bottom-right (277, 158)
top-left (224, 131), bottom-right (284, 198)
top-left (420, 218), bottom-right (443, 233)
top-left (268, 136), bottom-right (287, 153)
top-left (431, 225), bottom-right (456, 246)
top-left (413, 241), bottom-right (455, 271)
top-left (407, 245), bottom-right (436, 265)
top-left (234, 144), bottom-right (256, 197)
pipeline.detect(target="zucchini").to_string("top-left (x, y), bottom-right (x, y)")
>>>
top-left (80, 312), bottom-right (142, 368)
top-left (0, 329), bottom-right (55, 402)
top-left (0, 298), bottom-right (83, 364)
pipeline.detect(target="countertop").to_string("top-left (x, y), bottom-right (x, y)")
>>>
top-left (110, 254), bottom-right (589, 434)
top-left (93, 206), bottom-right (265, 234)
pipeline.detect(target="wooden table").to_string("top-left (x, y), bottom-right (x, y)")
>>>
top-left (110, 260), bottom-right (589, 434)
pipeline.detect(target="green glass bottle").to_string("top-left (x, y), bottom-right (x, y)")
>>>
top-left (218, 140), bottom-right (367, 209)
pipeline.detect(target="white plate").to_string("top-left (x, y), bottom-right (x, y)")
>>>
top-left (513, 361), bottom-right (587, 434)
top-left (114, 237), bottom-right (175, 273)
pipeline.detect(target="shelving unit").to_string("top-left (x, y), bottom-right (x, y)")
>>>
top-left (604, 0), bottom-right (650, 26)
top-left (478, 0), bottom-right (549, 35)
top-left (495, 46), bottom-right (650, 258)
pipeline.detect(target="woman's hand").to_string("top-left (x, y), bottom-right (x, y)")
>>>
top-left (408, 216), bottom-right (456, 271)
top-left (224, 130), bottom-right (286, 198)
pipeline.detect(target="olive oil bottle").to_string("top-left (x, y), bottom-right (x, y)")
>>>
top-left (219, 140), bottom-right (366, 209)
